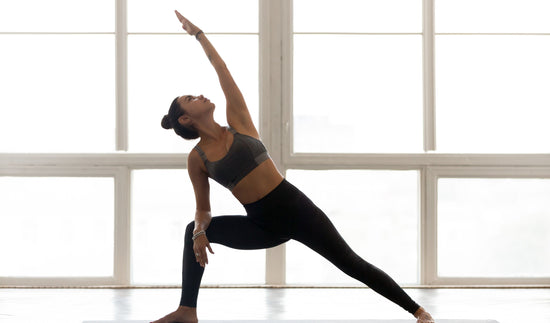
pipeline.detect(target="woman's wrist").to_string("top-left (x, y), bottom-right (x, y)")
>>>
top-left (193, 223), bottom-right (209, 234)
top-left (193, 226), bottom-right (206, 234)
top-left (195, 30), bottom-right (204, 41)
top-left (192, 230), bottom-right (206, 241)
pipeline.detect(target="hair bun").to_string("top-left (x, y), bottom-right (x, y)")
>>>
top-left (161, 114), bottom-right (173, 130)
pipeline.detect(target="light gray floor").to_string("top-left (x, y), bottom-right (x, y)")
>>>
top-left (83, 320), bottom-right (499, 323)
top-left (1, 288), bottom-right (549, 323)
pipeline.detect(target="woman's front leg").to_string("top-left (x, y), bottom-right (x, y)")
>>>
top-left (152, 221), bottom-right (203, 322)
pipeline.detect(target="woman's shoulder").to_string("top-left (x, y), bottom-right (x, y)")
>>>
top-left (228, 124), bottom-right (260, 139)
top-left (188, 147), bottom-right (208, 174)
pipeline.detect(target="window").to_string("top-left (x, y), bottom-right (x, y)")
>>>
top-left (2, 0), bottom-right (549, 288)
top-left (0, 1), bottom-right (115, 153)
top-left (427, 167), bottom-right (550, 284)
top-left (435, 0), bottom-right (550, 153)
top-left (293, 0), bottom-right (423, 153)
top-left (0, 0), bottom-right (114, 32)
top-left (438, 177), bottom-right (550, 278)
top-left (0, 176), bottom-right (114, 277)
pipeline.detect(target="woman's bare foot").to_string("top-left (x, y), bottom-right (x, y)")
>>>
top-left (150, 306), bottom-right (198, 323)
top-left (414, 306), bottom-right (435, 323)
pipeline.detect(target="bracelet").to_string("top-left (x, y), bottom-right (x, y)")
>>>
top-left (192, 230), bottom-right (205, 241)
top-left (195, 30), bottom-right (204, 40)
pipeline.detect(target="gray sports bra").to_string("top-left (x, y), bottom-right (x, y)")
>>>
top-left (193, 127), bottom-right (270, 190)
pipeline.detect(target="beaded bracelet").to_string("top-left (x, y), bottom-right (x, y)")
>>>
top-left (192, 230), bottom-right (205, 241)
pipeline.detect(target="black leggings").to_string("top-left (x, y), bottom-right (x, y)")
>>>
top-left (180, 179), bottom-right (420, 315)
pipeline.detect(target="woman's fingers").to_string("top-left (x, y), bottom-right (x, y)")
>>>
top-left (174, 10), bottom-right (200, 35)
top-left (194, 249), bottom-right (205, 267)
top-left (197, 244), bottom-right (213, 267)
top-left (174, 10), bottom-right (185, 23)
top-left (194, 243), bottom-right (212, 267)
top-left (198, 248), bottom-right (207, 267)
top-left (174, 10), bottom-right (190, 31)
top-left (206, 242), bottom-right (214, 255)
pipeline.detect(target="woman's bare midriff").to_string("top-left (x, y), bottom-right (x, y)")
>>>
top-left (230, 158), bottom-right (284, 205)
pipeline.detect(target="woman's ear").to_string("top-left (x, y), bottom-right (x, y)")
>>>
top-left (178, 115), bottom-right (192, 127)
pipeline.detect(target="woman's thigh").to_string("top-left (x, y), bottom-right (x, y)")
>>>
top-left (286, 195), bottom-right (363, 272)
top-left (206, 215), bottom-right (289, 250)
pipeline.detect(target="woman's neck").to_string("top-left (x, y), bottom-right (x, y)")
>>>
top-left (196, 121), bottom-right (225, 143)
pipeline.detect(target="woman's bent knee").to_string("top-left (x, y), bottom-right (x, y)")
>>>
top-left (185, 221), bottom-right (195, 237)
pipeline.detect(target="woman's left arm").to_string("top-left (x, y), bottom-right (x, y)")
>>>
top-left (175, 11), bottom-right (258, 137)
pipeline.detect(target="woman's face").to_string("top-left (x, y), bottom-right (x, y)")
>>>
top-left (177, 94), bottom-right (215, 117)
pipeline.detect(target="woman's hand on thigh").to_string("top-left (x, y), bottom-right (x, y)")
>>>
top-left (193, 235), bottom-right (214, 267)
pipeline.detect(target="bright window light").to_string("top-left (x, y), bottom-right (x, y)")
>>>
top-left (293, 35), bottom-right (423, 153)
top-left (0, 35), bottom-right (115, 153)
top-left (438, 178), bottom-right (550, 277)
top-left (436, 35), bottom-right (550, 153)
top-left (0, 177), bottom-right (114, 277)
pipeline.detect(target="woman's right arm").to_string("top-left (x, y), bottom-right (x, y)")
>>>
top-left (188, 150), bottom-right (211, 233)
top-left (188, 150), bottom-right (215, 267)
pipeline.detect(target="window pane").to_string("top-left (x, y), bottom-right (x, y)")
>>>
top-left (436, 35), bottom-right (550, 153)
top-left (0, 0), bottom-right (114, 32)
top-left (285, 170), bottom-right (419, 285)
top-left (294, 0), bottom-right (422, 33)
top-left (436, 0), bottom-right (550, 33)
top-left (0, 35), bottom-right (115, 153)
top-left (128, 35), bottom-right (258, 152)
top-left (438, 178), bottom-right (550, 277)
top-left (293, 35), bottom-right (423, 153)
top-left (0, 177), bottom-right (114, 277)
top-left (128, 0), bottom-right (258, 33)
top-left (131, 170), bottom-right (265, 285)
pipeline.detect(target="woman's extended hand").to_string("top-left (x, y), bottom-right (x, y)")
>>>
top-left (175, 10), bottom-right (201, 36)
top-left (193, 234), bottom-right (214, 267)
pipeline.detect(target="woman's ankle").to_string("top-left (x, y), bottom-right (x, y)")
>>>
top-left (414, 306), bottom-right (426, 318)
top-left (177, 305), bottom-right (197, 313)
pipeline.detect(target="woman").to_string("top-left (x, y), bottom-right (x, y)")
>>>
top-left (153, 10), bottom-right (435, 323)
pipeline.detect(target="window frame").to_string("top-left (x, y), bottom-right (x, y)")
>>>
top-left (426, 166), bottom-right (550, 285)
top-left (0, 166), bottom-right (130, 287)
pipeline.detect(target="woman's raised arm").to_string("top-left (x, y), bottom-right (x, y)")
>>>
top-left (175, 10), bottom-right (257, 137)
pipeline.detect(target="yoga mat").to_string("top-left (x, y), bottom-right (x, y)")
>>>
top-left (83, 320), bottom-right (499, 323)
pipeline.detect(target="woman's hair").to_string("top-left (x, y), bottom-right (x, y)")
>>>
top-left (161, 97), bottom-right (199, 140)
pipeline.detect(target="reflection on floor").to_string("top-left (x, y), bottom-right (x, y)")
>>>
top-left (0, 287), bottom-right (549, 323)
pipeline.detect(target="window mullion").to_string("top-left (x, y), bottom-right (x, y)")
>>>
top-left (423, 0), bottom-right (436, 152)
top-left (114, 166), bottom-right (131, 285)
top-left (260, 0), bottom-right (290, 285)
top-left (114, 0), bottom-right (130, 285)
top-left (116, 0), bottom-right (128, 151)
